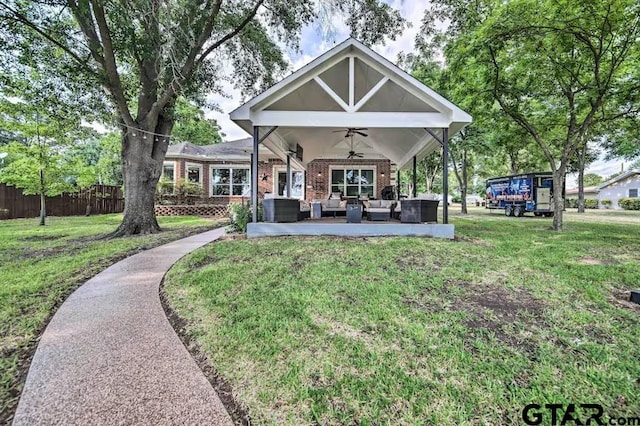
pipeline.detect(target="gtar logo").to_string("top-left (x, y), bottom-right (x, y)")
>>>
top-left (522, 404), bottom-right (604, 425)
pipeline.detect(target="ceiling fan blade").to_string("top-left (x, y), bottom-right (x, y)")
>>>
top-left (355, 131), bottom-right (368, 137)
top-left (352, 128), bottom-right (368, 131)
top-left (332, 129), bottom-right (345, 133)
top-left (355, 153), bottom-right (364, 158)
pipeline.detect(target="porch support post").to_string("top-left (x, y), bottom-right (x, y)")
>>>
top-left (286, 155), bottom-right (291, 197)
top-left (412, 156), bottom-right (417, 198)
top-left (396, 170), bottom-right (401, 200)
top-left (252, 126), bottom-right (259, 223)
top-left (443, 127), bottom-right (449, 224)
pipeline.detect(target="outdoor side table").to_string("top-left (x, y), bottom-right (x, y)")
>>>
top-left (346, 204), bottom-right (362, 223)
top-left (311, 201), bottom-right (322, 219)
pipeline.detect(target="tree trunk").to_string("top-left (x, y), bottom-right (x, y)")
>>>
top-left (39, 168), bottom-right (45, 226)
top-left (551, 169), bottom-right (565, 231)
top-left (460, 150), bottom-right (468, 214)
top-left (39, 192), bottom-right (46, 226)
top-left (109, 119), bottom-right (171, 237)
top-left (577, 143), bottom-right (586, 213)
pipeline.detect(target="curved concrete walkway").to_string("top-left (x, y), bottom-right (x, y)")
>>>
top-left (13, 228), bottom-right (233, 426)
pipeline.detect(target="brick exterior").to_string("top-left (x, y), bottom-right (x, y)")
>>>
top-left (164, 155), bottom-right (393, 203)
top-left (307, 159), bottom-right (392, 200)
top-left (155, 204), bottom-right (229, 217)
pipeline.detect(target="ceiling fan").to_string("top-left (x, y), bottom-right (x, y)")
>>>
top-left (332, 128), bottom-right (368, 159)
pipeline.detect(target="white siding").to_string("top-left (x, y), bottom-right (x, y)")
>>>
top-left (598, 174), bottom-right (640, 209)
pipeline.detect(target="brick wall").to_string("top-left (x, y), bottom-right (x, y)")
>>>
top-left (155, 204), bottom-right (229, 217)
top-left (306, 159), bottom-right (392, 200)
top-left (165, 156), bottom-right (392, 202)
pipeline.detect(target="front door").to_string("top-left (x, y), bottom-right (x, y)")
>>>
top-left (275, 170), bottom-right (305, 199)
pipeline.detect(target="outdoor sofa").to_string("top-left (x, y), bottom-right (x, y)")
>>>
top-left (363, 199), bottom-right (396, 221)
top-left (262, 197), bottom-right (310, 222)
top-left (394, 193), bottom-right (440, 223)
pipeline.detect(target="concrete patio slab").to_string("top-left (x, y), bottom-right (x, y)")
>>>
top-left (13, 228), bottom-right (232, 426)
top-left (247, 222), bottom-right (455, 239)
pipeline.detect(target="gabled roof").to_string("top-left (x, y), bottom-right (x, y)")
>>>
top-left (166, 138), bottom-right (272, 161)
top-left (598, 169), bottom-right (640, 189)
top-left (566, 186), bottom-right (599, 195)
top-left (229, 38), bottom-right (472, 169)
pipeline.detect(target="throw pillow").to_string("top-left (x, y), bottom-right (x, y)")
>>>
top-left (369, 200), bottom-right (381, 208)
top-left (363, 200), bottom-right (371, 209)
top-left (327, 199), bottom-right (340, 208)
top-left (339, 200), bottom-right (347, 208)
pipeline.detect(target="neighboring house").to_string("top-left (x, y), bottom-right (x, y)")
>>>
top-left (565, 169), bottom-right (640, 209)
top-left (566, 186), bottom-right (599, 200)
top-left (597, 169), bottom-right (640, 209)
top-left (164, 138), bottom-right (395, 203)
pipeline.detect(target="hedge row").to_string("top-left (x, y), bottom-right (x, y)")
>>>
top-left (565, 198), bottom-right (599, 209)
top-left (619, 197), bottom-right (640, 210)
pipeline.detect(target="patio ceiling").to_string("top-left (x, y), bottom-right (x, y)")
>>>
top-left (230, 38), bottom-right (472, 170)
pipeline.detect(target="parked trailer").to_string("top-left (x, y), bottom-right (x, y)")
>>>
top-left (485, 172), bottom-right (563, 217)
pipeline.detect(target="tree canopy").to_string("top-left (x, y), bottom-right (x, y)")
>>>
top-left (420, 0), bottom-right (640, 229)
top-left (0, 0), bottom-right (407, 235)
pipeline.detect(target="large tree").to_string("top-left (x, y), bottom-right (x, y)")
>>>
top-left (0, 0), bottom-right (406, 236)
top-left (422, 0), bottom-right (640, 230)
top-left (0, 98), bottom-right (94, 225)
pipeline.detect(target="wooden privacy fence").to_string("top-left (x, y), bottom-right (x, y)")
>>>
top-left (0, 184), bottom-right (124, 219)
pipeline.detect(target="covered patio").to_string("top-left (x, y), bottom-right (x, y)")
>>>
top-left (229, 38), bottom-right (471, 239)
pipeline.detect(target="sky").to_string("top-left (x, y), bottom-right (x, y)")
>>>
top-left (204, 0), bottom-right (624, 188)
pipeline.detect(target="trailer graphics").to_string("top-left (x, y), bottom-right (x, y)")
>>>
top-left (486, 172), bottom-right (559, 217)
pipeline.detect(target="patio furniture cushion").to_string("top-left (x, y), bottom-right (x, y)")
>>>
top-left (330, 192), bottom-right (342, 199)
top-left (369, 200), bottom-right (382, 208)
top-left (327, 199), bottom-right (340, 208)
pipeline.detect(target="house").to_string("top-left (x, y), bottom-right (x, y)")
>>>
top-left (597, 169), bottom-right (640, 209)
top-left (564, 169), bottom-right (640, 209)
top-left (163, 37), bottom-right (473, 238)
top-left (164, 137), bottom-right (395, 203)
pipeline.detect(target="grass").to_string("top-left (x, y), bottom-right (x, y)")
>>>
top-left (164, 208), bottom-right (640, 425)
top-left (0, 214), bottom-right (222, 423)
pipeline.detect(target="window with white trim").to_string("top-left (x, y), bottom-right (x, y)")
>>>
top-left (211, 167), bottom-right (250, 196)
top-left (186, 163), bottom-right (202, 184)
top-left (330, 167), bottom-right (375, 197)
top-left (162, 162), bottom-right (175, 182)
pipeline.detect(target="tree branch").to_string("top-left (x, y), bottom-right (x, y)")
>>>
top-left (0, 0), bottom-right (98, 78)
top-left (88, 0), bottom-right (135, 127)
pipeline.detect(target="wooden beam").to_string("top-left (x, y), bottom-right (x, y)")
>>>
top-left (442, 127), bottom-right (449, 225)
top-left (252, 126), bottom-right (259, 223)
top-left (349, 56), bottom-right (355, 110)
top-left (314, 77), bottom-right (349, 112)
top-left (354, 77), bottom-right (389, 112)
top-left (251, 111), bottom-right (451, 128)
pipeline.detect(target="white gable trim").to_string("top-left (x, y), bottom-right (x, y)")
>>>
top-left (230, 38), bottom-right (471, 124)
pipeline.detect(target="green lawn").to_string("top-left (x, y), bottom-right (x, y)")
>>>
top-left (165, 210), bottom-right (640, 425)
top-left (0, 214), bottom-right (221, 422)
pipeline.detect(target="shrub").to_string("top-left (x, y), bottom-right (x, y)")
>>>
top-left (600, 199), bottom-right (612, 209)
top-left (584, 199), bottom-right (599, 209)
top-left (565, 198), bottom-right (598, 209)
top-left (228, 201), bottom-right (252, 233)
top-left (565, 198), bottom-right (578, 208)
top-left (618, 197), bottom-right (640, 210)
top-left (452, 195), bottom-right (462, 203)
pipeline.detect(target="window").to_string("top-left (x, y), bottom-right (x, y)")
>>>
top-left (630, 188), bottom-right (638, 198)
top-left (330, 167), bottom-right (375, 197)
top-left (275, 169), bottom-right (305, 199)
top-left (186, 163), bottom-right (202, 184)
top-left (162, 162), bottom-right (175, 181)
top-left (211, 167), bottom-right (250, 196)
